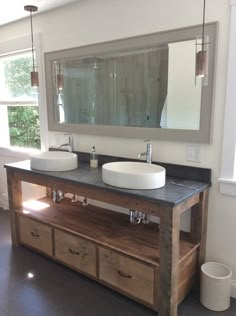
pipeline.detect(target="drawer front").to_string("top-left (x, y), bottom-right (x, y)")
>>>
top-left (18, 216), bottom-right (52, 256)
top-left (99, 247), bottom-right (154, 304)
top-left (54, 229), bottom-right (96, 277)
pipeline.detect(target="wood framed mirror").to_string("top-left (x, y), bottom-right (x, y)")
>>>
top-left (45, 22), bottom-right (217, 143)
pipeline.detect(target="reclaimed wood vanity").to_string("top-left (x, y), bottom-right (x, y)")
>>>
top-left (5, 157), bottom-right (210, 316)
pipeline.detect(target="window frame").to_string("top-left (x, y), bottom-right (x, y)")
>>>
top-left (0, 49), bottom-right (38, 106)
top-left (0, 34), bottom-right (48, 155)
top-left (219, 0), bottom-right (236, 195)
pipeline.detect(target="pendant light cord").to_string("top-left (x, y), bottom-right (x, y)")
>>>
top-left (30, 10), bottom-right (35, 71)
top-left (202, 0), bottom-right (206, 50)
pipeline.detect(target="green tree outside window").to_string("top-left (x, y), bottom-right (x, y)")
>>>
top-left (3, 55), bottom-right (40, 149)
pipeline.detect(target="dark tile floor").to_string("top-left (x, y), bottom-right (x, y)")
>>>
top-left (0, 209), bottom-right (235, 316)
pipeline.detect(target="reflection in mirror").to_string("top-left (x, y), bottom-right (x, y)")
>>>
top-left (166, 40), bottom-right (201, 130)
top-left (45, 23), bottom-right (217, 143)
top-left (53, 41), bottom-right (201, 130)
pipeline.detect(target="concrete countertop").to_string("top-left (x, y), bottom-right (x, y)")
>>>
top-left (5, 160), bottom-right (210, 206)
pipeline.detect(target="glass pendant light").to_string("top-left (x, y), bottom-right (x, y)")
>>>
top-left (57, 61), bottom-right (64, 91)
top-left (24, 5), bottom-right (39, 87)
top-left (196, 0), bottom-right (209, 79)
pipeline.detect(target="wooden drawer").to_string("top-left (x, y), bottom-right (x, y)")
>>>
top-left (54, 229), bottom-right (96, 277)
top-left (99, 247), bottom-right (154, 304)
top-left (18, 216), bottom-right (52, 256)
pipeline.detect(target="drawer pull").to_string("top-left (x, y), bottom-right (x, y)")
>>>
top-left (31, 231), bottom-right (40, 238)
top-left (69, 248), bottom-right (80, 255)
top-left (118, 270), bottom-right (132, 279)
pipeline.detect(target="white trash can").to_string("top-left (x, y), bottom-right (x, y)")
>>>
top-left (200, 262), bottom-right (232, 311)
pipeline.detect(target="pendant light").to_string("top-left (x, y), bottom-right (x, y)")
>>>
top-left (196, 0), bottom-right (209, 78)
top-left (57, 61), bottom-right (64, 91)
top-left (24, 5), bottom-right (39, 87)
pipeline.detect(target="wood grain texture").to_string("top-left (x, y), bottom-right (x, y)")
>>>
top-left (17, 197), bottom-right (198, 267)
top-left (158, 205), bottom-right (180, 316)
top-left (54, 229), bottom-right (96, 277)
top-left (190, 189), bottom-right (209, 282)
top-left (6, 169), bottom-right (22, 246)
top-left (5, 166), bottom-right (208, 315)
top-left (18, 216), bottom-right (53, 256)
top-left (99, 247), bottom-right (154, 305)
top-left (176, 194), bottom-right (199, 214)
top-left (178, 250), bottom-right (197, 303)
top-left (153, 267), bottom-right (159, 310)
top-left (11, 169), bottom-right (169, 217)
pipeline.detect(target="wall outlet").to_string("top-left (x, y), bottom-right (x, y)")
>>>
top-left (186, 144), bottom-right (201, 162)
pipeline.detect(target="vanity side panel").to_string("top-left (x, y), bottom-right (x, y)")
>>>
top-left (6, 168), bottom-right (22, 246)
top-left (178, 249), bottom-right (198, 304)
top-left (190, 189), bottom-right (209, 269)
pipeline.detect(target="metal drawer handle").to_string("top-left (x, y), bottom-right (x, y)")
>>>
top-left (118, 270), bottom-right (132, 279)
top-left (31, 231), bottom-right (40, 238)
top-left (69, 248), bottom-right (80, 255)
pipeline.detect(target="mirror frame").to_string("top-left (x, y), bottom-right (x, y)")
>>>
top-left (45, 22), bottom-right (217, 143)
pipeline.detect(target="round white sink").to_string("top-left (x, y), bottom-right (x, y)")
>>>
top-left (102, 161), bottom-right (166, 189)
top-left (30, 151), bottom-right (78, 172)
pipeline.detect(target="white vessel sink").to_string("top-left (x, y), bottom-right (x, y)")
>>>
top-left (30, 151), bottom-right (78, 172)
top-left (102, 161), bottom-right (166, 189)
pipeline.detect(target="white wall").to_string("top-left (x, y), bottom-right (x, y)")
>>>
top-left (1, 0), bottom-right (235, 289)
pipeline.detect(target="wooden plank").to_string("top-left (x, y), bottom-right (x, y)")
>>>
top-left (46, 187), bottom-right (52, 198)
top-left (17, 197), bottom-right (197, 267)
top-left (99, 247), bottom-right (154, 305)
top-left (190, 189), bottom-right (209, 279)
top-left (6, 169), bottom-right (22, 246)
top-left (54, 229), bottom-right (96, 277)
top-left (176, 194), bottom-right (200, 214)
top-left (158, 205), bottom-right (180, 316)
top-left (178, 250), bottom-right (197, 303)
top-left (12, 169), bottom-right (168, 217)
top-left (18, 216), bottom-right (53, 256)
top-left (153, 267), bottom-right (159, 310)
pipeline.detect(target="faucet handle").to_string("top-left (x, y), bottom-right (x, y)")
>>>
top-left (144, 139), bottom-right (152, 150)
top-left (64, 133), bottom-right (73, 141)
top-left (64, 133), bottom-right (73, 152)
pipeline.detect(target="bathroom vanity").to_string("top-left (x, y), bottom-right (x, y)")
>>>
top-left (5, 158), bottom-right (210, 316)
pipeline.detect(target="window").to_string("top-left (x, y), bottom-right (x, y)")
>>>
top-left (0, 50), bottom-right (40, 149)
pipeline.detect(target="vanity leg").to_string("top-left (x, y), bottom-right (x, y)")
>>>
top-left (158, 206), bottom-right (180, 316)
top-left (190, 189), bottom-right (209, 271)
top-left (6, 169), bottom-right (22, 246)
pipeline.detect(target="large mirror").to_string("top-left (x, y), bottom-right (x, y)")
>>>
top-left (45, 23), bottom-right (217, 143)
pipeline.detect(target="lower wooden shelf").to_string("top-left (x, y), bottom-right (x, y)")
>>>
top-left (16, 197), bottom-right (199, 310)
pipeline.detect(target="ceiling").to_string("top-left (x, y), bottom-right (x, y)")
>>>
top-left (0, 0), bottom-right (78, 26)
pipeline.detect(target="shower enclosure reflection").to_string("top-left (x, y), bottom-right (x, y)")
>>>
top-left (54, 40), bottom-right (201, 130)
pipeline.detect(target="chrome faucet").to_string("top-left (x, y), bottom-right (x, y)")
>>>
top-left (59, 134), bottom-right (73, 152)
top-left (129, 210), bottom-right (150, 224)
top-left (138, 140), bottom-right (152, 163)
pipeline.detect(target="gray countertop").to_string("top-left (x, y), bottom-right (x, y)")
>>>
top-left (5, 160), bottom-right (210, 206)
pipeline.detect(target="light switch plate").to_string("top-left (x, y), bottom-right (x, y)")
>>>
top-left (186, 144), bottom-right (201, 162)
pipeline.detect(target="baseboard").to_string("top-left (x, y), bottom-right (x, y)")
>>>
top-left (232, 281), bottom-right (236, 298)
